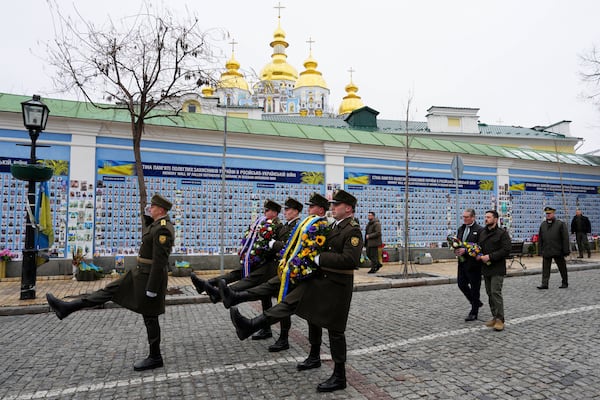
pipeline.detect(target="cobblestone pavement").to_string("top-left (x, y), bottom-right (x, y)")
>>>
top-left (1, 268), bottom-right (600, 399)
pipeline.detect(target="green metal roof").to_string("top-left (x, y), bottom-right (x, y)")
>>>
top-left (1, 93), bottom-right (599, 167)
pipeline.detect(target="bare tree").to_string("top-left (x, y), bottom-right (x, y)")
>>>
top-left (580, 45), bottom-right (600, 106)
top-left (47, 1), bottom-right (223, 220)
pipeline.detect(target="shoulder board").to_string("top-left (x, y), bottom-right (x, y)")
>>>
top-left (160, 219), bottom-right (167, 226)
top-left (350, 219), bottom-right (360, 227)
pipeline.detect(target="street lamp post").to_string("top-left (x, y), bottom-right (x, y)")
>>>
top-left (18, 95), bottom-right (50, 300)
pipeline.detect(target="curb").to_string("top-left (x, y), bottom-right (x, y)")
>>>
top-left (2, 262), bottom-right (599, 317)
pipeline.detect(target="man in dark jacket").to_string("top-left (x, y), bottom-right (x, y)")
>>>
top-left (477, 210), bottom-right (511, 332)
top-left (220, 193), bottom-right (330, 353)
top-left (365, 211), bottom-right (383, 273)
top-left (190, 199), bottom-right (284, 340)
top-left (455, 208), bottom-right (483, 321)
top-left (538, 206), bottom-right (570, 289)
top-left (229, 189), bottom-right (363, 393)
top-left (46, 194), bottom-right (174, 371)
top-left (571, 209), bottom-right (592, 258)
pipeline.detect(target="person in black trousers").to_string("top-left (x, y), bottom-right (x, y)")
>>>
top-left (46, 194), bottom-right (174, 371)
top-left (455, 208), bottom-right (483, 321)
top-left (571, 209), bottom-right (592, 258)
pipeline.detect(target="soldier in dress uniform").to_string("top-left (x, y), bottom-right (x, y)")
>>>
top-left (190, 199), bottom-right (284, 340)
top-left (46, 194), bottom-right (175, 371)
top-left (229, 189), bottom-right (363, 393)
top-left (220, 193), bottom-right (329, 352)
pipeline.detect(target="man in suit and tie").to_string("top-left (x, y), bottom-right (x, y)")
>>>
top-left (455, 208), bottom-right (483, 321)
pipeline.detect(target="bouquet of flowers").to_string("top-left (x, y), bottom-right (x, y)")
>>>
top-left (0, 249), bottom-right (17, 262)
top-left (238, 216), bottom-right (276, 277)
top-left (278, 215), bottom-right (330, 301)
top-left (447, 235), bottom-right (491, 265)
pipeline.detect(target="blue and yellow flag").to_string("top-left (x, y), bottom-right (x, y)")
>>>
top-left (35, 181), bottom-right (54, 250)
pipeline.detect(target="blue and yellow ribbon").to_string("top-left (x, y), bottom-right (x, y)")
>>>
top-left (277, 215), bottom-right (325, 302)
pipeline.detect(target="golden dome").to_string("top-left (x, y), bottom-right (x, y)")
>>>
top-left (201, 86), bottom-right (215, 97)
top-left (294, 53), bottom-right (328, 89)
top-left (259, 22), bottom-right (298, 82)
top-left (218, 53), bottom-right (249, 91)
top-left (338, 80), bottom-right (364, 115)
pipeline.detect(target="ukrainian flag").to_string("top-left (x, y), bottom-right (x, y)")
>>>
top-left (97, 160), bottom-right (135, 176)
top-left (35, 181), bottom-right (54, 264)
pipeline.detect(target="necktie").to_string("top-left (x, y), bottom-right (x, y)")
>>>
top-left (462, 226), bottom-right (470, 242)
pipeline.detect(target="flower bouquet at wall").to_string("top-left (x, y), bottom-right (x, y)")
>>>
top-left (72, 245), bottom-right (104, 281)
top-left (277, 215), bottom-right (330, 301)
top-left (172, 260), bottom-right (192, 277)
top-left (238, 216), bottom-right (276, 278)
top-left (0, 249), bottom-right (17, 279)
top-left (447, 235), bottom-right (491, 265)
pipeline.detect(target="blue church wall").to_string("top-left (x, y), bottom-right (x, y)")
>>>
top-left (93, 142), bottom-right (325, 256)
top-left (343, 159), bottom-right (496, 247)
top-left (0, 130), bottom-right (71, 259)
top-left (507, 169), bottom-right (600, 241)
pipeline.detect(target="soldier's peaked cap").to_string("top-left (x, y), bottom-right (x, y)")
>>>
top-left (264, 199), bottom-right (282, 213)
top-left (150, 194), bottom-right (172, 211)
top-left (544, 206), bottom-right (556, 213)
top-left (305, 192), bottom-right (330, 210)
top-left (284, 197), bottom-right (303, 212)
top-left (329, 189), bottom-right (357, 208)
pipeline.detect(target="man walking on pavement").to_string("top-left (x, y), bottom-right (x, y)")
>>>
top-left (538, 206), bottom-right (570, 289)
top-left (220, 193), bottom-right (330, 354)
top-left (365, 211), bottom-right (383, 273)
top-left (229, 189), bottom-right (363, 393)
top-left (46, 194), bottom-right (174, 371)
top-left (190, 199), bottom-right (284, 341)
top-left (455, 208), bottom-right (483, 321)
top-left (571, 209), bottom-right (592, 258)
top-left (477, 210), bottom-right (511, 332)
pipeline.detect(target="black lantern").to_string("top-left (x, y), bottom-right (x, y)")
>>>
top-left (21, 94), bottom-right (49, 132)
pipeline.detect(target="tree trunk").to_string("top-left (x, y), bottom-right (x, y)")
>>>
top-left (132, 117), bottom-right (148, 226)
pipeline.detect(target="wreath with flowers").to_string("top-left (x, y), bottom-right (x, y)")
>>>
top-left (238, 216), bottom-right (276, 277)
top-left (277, 215), bottom-right (330, 301)
top-left (447, 235), bottom-right (491, 265)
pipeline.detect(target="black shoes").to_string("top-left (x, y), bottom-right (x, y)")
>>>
top-left (297, 356), bottom-right (322, 371)
top-left (465, 312), bottom-right (478, 322)
top-left (268, 337), bottom-right (289, 352)
top-left (46, 293), bottom-right (85, 320)
top-left (251, 328), bottom-right (273, 340)
top-left (133, 356), bottom-right (163, 371)
top-left (230, 307), bottom-right (269, 340)
top-left (219, 280), bottom-right (253, 309)
top-left (190, 274), bottom-right (221, 303)
top-left (367, 265), bottom-right (382, 274)
top-left (190, 274), bottom-right (207, 295)
top-left (537, 285), bottom-right (548, 290)
top-left (559, 284), bottom-right (568, 289)
top-left (316, 363), bottom-right (346, 392)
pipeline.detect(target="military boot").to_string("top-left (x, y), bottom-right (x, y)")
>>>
top-left (133, 355), bottom-right (163, 371)
top-left (230, 307), bottom-right (269, 340)
top-left (46, 293), bottom-right (88, 320)
top-left (251, 327), bottom-right (273, 340)
top-left (191, 274), bottom-right (221, 303)
top-left (268, 330), bottom-right (290, 352)
top-left (219, 280), bottom-right (254, 309)
top-left (316, 362), bottom-right (347, 392)
top-left (297, 346), bottom-right (321, 370)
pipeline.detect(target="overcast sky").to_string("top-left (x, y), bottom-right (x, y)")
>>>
top-left (3, 0), bottom-right (600, 153)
